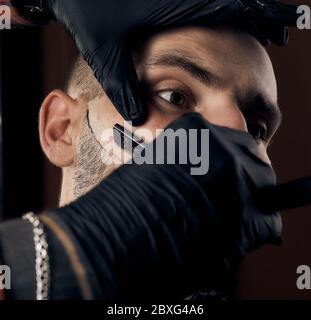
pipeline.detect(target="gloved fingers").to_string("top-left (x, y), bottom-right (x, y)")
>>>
top-left (241, 1), bottom-right (300, 26)
top-left (256, 177), bottom-right (311, 213)
top-left (238, 1), bottom-right (299, 45)
top-left (172, 0), bottom-right (296, 47)
top-left (89, 42), bottom-right (147, 125)
top-left (146, 0), bottom-right (298, 34)
top-left (146, 0), bottom-right (241, 30)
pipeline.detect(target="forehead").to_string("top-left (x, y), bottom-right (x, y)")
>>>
top-left (135, 26), bottom-right (277, 102)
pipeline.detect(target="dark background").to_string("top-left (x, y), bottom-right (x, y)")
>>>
top-left (0, 0), bottom-right (310, 299)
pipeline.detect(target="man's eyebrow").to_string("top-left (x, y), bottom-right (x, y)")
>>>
top-left (146, 53), bottom-right (223, 88)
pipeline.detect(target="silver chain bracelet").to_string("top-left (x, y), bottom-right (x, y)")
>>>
top-left (23, 212), bottom-right (50, 300)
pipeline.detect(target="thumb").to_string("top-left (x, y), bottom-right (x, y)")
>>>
top-left (89, 42), bottom-right (147, 126)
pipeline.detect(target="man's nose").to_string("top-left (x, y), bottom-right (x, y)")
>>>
top-left (197, 101), bottom-right (272, 165)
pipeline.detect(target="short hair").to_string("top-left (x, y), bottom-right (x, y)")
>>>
top-left (65, 55), bottom-right (104, 101)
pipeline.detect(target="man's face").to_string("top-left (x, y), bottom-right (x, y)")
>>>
top-left (90, 26), bottom-right (279, 143)
top-left (40, 26), bottom-right (281, 205)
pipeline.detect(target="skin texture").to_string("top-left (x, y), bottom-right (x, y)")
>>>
top-left (39, 26), bottom-right (281, 206)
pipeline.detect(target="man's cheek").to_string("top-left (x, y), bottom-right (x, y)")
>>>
top-left (257, 143), bottom-right (272, 165)
top-left (134, 105), bottom-right (186, 141)
top-left (100, 129), bottom-right (120, 164)
top-left (100, 129), bottom-right (132, 165)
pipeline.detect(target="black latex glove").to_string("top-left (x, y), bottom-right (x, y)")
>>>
top-left (13, 0), bottom-right (299, 125)
top-left (40, 113), bottom-right (282, 300)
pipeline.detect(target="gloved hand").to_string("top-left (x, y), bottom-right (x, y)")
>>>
top-left (12, 0), bottom-right (299, 125)
top-left (38, 113), bottom-right (282, 300)
top-left (132, 112), bottom-right (283, 285)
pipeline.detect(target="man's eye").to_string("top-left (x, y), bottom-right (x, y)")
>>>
top-left (157, 90), bottom-right (187, 107)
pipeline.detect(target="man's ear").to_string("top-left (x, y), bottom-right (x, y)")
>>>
top-left (39, 89), bottom-right (82, 167)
